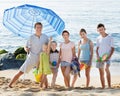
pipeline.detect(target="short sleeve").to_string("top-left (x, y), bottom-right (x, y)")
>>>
top-left (110, 37), bottom-right (114, 47)
top-left (46, 36), bottom-right (49, 43)
top-left (96, 38), bottom-right (99, 47)
top-left (71, 42), bottom-right (75, 48)
top-left (26, 36), bottom-right (32, 48)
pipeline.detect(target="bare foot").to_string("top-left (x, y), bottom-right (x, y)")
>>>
top-left (8, 84), bottom-right (13, 88)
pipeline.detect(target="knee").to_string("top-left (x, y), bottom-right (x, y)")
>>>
top-left (105, 68), bottom-right (109, 72)
top-left (64, 72), bottom-right (70, 78)
top-left (85, 72), bottom-right (89, 77)
top-left (53, 73), bottom-right (57, 77)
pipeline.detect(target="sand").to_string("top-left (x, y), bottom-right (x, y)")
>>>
top-left (0, 69), bottom-right (120, 96)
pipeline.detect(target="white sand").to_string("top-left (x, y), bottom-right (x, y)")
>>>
top-left (0, 68), bottom-right (120, 96)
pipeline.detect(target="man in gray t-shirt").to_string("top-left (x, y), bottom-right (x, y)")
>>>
top-left (9, 22), bottom-right (48, 88)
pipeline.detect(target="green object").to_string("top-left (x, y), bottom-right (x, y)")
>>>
top-left (14, 47), bottom-right (27, 57)
top-left (96, 57), bottom-right (102, 62)
top-left (33, 69), bottom-right (38, 75)
top-left (16, 54), bottom-right (26, 60)
top-left (0, 49), bottom-right (8, 54)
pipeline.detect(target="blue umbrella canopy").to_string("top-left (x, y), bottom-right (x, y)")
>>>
top-left (3, 4), bottom-right (65, 38)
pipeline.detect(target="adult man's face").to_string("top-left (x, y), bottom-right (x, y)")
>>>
top-left (35, 24), bottom-right (42, 34)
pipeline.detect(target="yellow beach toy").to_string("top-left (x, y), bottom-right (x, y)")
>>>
top-left (33, 69), bottom-right (42, 83)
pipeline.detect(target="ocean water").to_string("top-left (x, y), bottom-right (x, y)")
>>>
top-left (0, 0), bottom-right (120, 65)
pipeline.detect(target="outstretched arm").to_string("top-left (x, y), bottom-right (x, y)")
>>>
top-left (47, 37), bottom-right (52, 54)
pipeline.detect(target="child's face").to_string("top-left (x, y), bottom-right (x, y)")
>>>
top-left (80, 32), bottom-right (87, 39)
top-left (51, 43), bottom-right (57, 51)
top-left (97, 27), bottom-right (105, 35)
top-left (62, 33), bottom-right (69, 41)
top-left (42, 44), bottom-right (48, 52)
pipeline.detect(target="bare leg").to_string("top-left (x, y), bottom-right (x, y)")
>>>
top-left (85, 66), bottom-right (91, 87)
top-left (44, 75), bottom-right (48, 88)
top-left (51, 69), bottom-right (58, 87)
top-left (105, 64), bottom-right (111, 88)
top-left (40, 74), bottom-right (45, 88)
top-left (99, 68), bottom-right (105, 89)
top-left (61, 66), bottom-right (68, 87)
top-left (71, 74), bottom-right (77, 87)
top-left (9, 71), bottom-right (24, 88)
top-left (65, 66), bottom-right (71, 87)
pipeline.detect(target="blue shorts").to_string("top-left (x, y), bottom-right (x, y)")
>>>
top-left (96, 60), bottom-right (110, 68)
top-left (61, 61), bottom-right (71, 67)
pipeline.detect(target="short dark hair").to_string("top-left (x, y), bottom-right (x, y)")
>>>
top-left (62, 30), bottom-right (70, 36)
top-left (51, 41), bottom-right (57, 45)
top-left (97, 23), bottom-right (105, 29)
top-left (34, 22), bottom-right (43, 28)
top-left (43, 42), bottom-right (48, 46)
top-left (80, 28), bottom-right (87, 34)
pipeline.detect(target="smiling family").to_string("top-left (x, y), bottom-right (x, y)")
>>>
top-left (9, 22), bottom-right (114, 89)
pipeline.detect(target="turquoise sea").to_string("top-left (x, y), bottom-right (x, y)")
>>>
top-left (0, 0), bottom-right (120, 75)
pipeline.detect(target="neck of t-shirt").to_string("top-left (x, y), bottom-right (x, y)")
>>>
top-left (64, 40), bottom-right (70, 44)
top-left (101, 33), bottom-right (108, 38)
top-left (35, 33), bottom-right (42, 38)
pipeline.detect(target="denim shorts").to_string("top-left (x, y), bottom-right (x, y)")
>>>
top-left (61, 61), bottom-right (71, 67)
top-left (96, 60), bottom-right (110, 68)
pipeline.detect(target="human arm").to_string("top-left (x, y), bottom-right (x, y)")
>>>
top-left (78, 42), bottom-right (81, 59)
top-left (105, 47), bottom-right (114, 61)
top-left (47, 37), bottom-right (52, 54)
top-left (89, 41), bottom-right (94, 65)
top-left (56, 52), bottom-right (61, 68)
top-left (96, 47), bottom-right (101, 62)
top-left (105, 37), bottom-right (114, 61)
top-left (36, 55), bottom-right (40, 70)
top-left (57, 44), bottom-right (62, 68)
top-left (24, 46), bottom-right (30, 53)
top-left (24, 36), bottom-right (31, 53)
top-left (72, 46), bottom-right (76, 57)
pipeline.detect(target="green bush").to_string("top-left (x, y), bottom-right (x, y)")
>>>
top-left (0, 49), bottom-right (8, 54)
top-left (16, 54), bottom-right (27, 60)
top-left (14, 47), bottom-right (27, 57)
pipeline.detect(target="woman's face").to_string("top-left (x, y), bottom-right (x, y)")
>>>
top-left (80, 32), bottom-right (87, 39)
top-left (62, 32), bottom-right (69, 41)
top-left (51, 43), bottom-right (57, 51)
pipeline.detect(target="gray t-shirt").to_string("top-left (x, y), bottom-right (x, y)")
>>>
top-left (26, 34), bottom-right (48, 55)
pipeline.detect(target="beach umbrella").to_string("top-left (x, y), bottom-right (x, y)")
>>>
top-left (3, 4), bottom-right (65, 38)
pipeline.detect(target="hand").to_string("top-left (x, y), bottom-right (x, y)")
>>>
top-left (25, 47), bottom-right (30, 53)
top-left (88, 60), bottom-right (92, 66)
top-left (56, 63), bottom-right (59, 69)
top-left (103, 56), bottom-right (110, 62)
top-left (49, 37), bottom-right (52, 42)
top-left (97, 56), bottom-right (101, 62)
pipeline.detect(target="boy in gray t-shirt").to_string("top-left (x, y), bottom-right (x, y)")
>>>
top-left (96, 23), bottom-right (114, 89)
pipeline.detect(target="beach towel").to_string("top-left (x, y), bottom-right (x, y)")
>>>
top-left (70, 57), bottom-right (80, 77)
